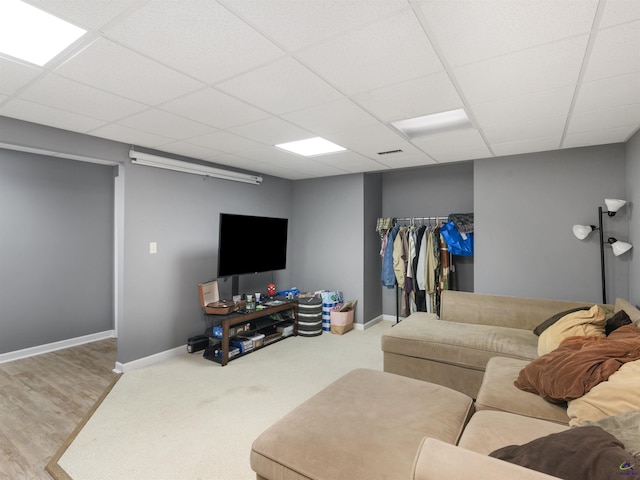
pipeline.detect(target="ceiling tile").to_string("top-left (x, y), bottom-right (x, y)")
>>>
top-left (186, 130), bottom-right (263, 152)
top-left (412, 129), bottom-right (491, 162)
top-left (311, 150), bottom-right (389, 173)
top-left (281, 98), bottom-right (379, 138)
top-left (116, 108), bottom-right (215, 140)
top-left (18, 73), bottom-right (147, 122)
top-left (237, 145), bottom-right (307, 166)
top-left (375, 152), bottom-right (438, 169)
top-left (331, 126), bottom-right (429, 164)
top-left (470, 86), bottom-right (574, 128)
top-left (574, 73), bottom-right (640, 113)
top-left (454, 36), bottom-right (589, 104)
top-left (54, 38), bottom-right (203, 105)
top-left (297, 9), bottom-right (443, 95)
top-left (563, 125), bottom-right (638, 148)
top-left (222, 0), bottom-right (408, 51)
top-left (0, 98), bottom-right (105, 132)
top-left (104, 0), bottom-right (285, 84)
top-left (159, 88), bottom-right (270, 130)
top-left (25, 0), bottom-right (138, 30)
top-left (492, 137), bottom-right (562, 157)
top-left (418, 0), bottom-right (597, 67)
top-left (87, 123), bottom-right (174, 148)
top-left (352, 72), bottom-right (463, 122)
top-left (600, 0), bottom-right (640, 27)
top-left (227, 117), bottom-right (312, 145)
top-left (568, 104), bottom-right (640, 134)
top-left (216, 57), bottom-right (342, 115)
top-left (583, 21), bottom-right (640, 82)
top-left (0, 58), bottom-right (42, 95)
top-left (483, 116), bottom-right (567, 144)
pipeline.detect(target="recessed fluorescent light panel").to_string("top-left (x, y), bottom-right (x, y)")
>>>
top-left (276, 137), bottom-right (346, 157)
top-left (391, 108), bottom-right (473, 139)
top-left (0, 0), bottom-right (86, 66)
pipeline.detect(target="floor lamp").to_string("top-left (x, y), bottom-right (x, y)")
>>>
top-left (572, 199), bottom-right (632, 304)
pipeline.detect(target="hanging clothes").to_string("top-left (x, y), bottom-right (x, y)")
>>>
top-left (381, 225), bottom-right (399, 288)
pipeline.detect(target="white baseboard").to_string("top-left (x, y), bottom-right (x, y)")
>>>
top-left (355, 315), bottom-right (397, 330)
top-left (0, 330), bottom-right (116, 364)
top-left (113, 345), bottom-right (186, 374)
top-left (113, 315), bottom-right (396, 373)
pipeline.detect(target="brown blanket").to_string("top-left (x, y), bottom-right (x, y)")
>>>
top-left (515, 324), bottom-right (640, 403)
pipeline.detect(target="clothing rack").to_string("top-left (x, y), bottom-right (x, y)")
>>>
top-left (393, 216), bottom-right (448, 224)
top-left (388, 216), bottom-right (451, 323)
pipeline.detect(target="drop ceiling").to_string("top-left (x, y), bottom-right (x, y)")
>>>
top-left (0, 0), bottom-right (638, 180)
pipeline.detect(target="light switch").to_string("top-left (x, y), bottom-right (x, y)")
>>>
top-left (149, 242), bottom-right (157, 254)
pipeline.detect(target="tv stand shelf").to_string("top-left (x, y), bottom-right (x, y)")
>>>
top-left (205, 299), bottom-right (298, 366)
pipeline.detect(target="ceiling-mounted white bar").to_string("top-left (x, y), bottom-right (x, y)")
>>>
top-left (128, 148), bottom-right (262, 185)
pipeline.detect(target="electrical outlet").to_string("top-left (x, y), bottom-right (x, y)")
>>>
top-left (149, 242), bottom-right (157, 254)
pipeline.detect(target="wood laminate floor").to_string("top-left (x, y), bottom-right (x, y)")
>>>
top-left (0, 339), bottom-right (118, 480)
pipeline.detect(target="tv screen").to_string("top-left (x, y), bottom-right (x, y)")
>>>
top-left (217, 213), bottom-right (288, 278)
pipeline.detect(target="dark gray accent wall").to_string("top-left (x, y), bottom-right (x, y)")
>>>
top-left (290, 174), bottom-right (366, 323)
top-left (626, 130), bottom-right (640, 306)
top-left (474, 144), bottom-right (628, 303)
top-left (120, 159), bottom-right (293, 363)
top-left (0, 149), bottom-right (114, 353)
top-left (380, 163), bottom-right (475, 315)
top-left (363, 173), bottom-right (383, 323)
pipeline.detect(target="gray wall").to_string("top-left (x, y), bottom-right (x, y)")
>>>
top-left (379, 162), bottom-right (475, 315)
top-left (120, 157), bottom-right (293, 363)
top-left (290, 174), bottom-right (366, 323)
top-left (0, 148), bottom-right (114, 353)
top-left (626, 130), bottom-right (640, 306)
top-left (474, 144), bottom-right (628, 303)
top-left (363, 173), bottom-right (383, 323)
top-left (2, 114), bottom-right (638, 364)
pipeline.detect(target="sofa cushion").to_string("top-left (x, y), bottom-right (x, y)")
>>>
top-left (489, 426), bottom-right (637, 480)
top-left (537, 304), bottom-right (606, 356)
top-left (475, 357), bottom-right (568, 424)
top-left (567, 359), bottom-right (640, 426)
top-left (457, 411), bottom-right (567, 455)
top-left (413, 437), bottom-right (563, 480)
top-left (382, 314), bottom-right (538, 372)
top-left (615, 297), bottom-right (640, 325)
top-left (250, 368), bottom-right (474, 480)
top-left (532, 306), bottom-right (590, 336)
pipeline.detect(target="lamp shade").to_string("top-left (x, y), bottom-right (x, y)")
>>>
top-left (609, 238), bottom-right (633, 256)
top-left (605, 198), bottom-right (627, 215)
top-left (573, 224), bottom-right (596, 240)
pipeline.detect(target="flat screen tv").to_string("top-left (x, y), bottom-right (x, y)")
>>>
top-left (217, 213), bottom-right (288, 278)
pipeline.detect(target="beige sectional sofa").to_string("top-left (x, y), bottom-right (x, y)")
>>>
top-left (250, 291), bottom-right (640, 480)
top-left (381, 290), bottom-right (607, 398)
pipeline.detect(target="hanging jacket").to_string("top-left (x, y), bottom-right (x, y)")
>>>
top-left (381, 225), bottom-right (399, 288)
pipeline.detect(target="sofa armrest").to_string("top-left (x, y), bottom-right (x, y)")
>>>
top-left (412, 438), bottom-right (561, 480)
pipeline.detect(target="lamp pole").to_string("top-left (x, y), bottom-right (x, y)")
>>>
top-left (598, 206), bottom-right (606, 304)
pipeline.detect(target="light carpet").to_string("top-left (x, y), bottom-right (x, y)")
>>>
top-left (51, 320), bottom-right (394, 480)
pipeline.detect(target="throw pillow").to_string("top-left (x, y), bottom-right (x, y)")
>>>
top-left (533, 306), bottom-right (590, 336)
top-left (615, 297), bottom-right (640, 326)
top-left (606, 309), bottom-right (631, 335)
top-left (489, 426), bottom-right (637, 480)
top-left (567, 359), bottom-right (640, 426)
top-left (537, 304), bottom-right (606, 356)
